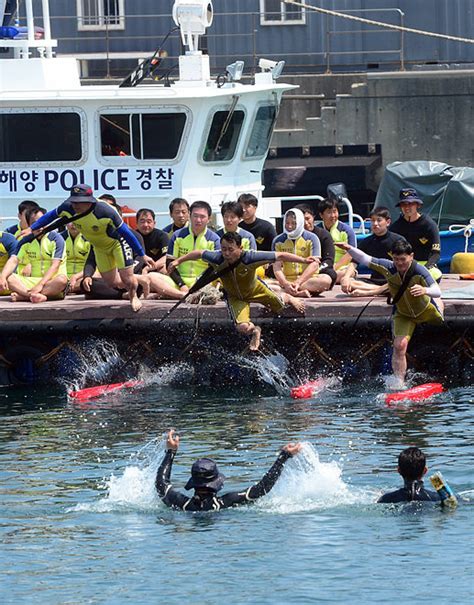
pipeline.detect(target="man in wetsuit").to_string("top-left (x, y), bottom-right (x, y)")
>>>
top-left (21, 184), bottom-right (148, 311)
top-left (340, 207), bottom-right (405, 297)
top-left (338, 239), bottom-right (444, 384)
top-left (156, 429), bottom-right (302, 512)
top-left (390, 188), bottom-right (442, 281)
top-left (318, 198), bottom-right (357, 283)
top-left (238, 193), bottom-right (276, 252)
top-left (167, 231), bottom-right (312, 351)
top-left (271, 208), bottom-right (322, 297)
top-left (378, 447), bottom-right (440, 503)
top-left (294, 203), bottom-right (337, 293)
top-left (8, 208), bottom-right (68, 303)
top-left (0, 230), bottom-right (19, 295)
top-left (5, 199), bottom-right (40, 238)
top-left (163, 197), bottom-right (190, 239)
top-left (216, 201), bottom-right (257, 251)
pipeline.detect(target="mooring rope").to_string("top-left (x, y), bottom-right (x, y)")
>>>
top-left (284, 1), bottom-right (474, 45)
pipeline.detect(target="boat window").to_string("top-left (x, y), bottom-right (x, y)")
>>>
top-left (203, 110), bottom-right (245, 162)
top-left (245, 105), bottom-right (277, 158)
top-left (134, 113), bottom-right (187, 160)
top-left (100, 112), bottom-right (186, 159)
top-left (0, 112), bottom-right (82, 162)
top-left (100, 114), bottom-right (131, 156)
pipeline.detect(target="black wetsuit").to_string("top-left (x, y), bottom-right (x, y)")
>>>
top-left (138, 228), bottom-right (169, 263)
top-left (377, 480), bottom-right (440, 503)
top-left (239, 218), bottom-right (277, 252)
top-left (358, 231), bottom-right (405, 284)
top-left (390, 214), bottom-right (441, 269)
top-left (311, 225), bottom-right (337, 287)
top-left (156, 449), bottom-right (292, 511)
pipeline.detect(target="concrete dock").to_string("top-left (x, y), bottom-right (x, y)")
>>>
top-left (0, 276), bottom-right (472, 385)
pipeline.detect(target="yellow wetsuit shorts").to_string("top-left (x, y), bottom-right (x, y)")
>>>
top-left (94, 239), bottom-right (134, 274)
top-left (226, 278), bottom-right (284, 325)
top-left (14, 275), bottom-right (67, 300)
top-left (392, 302), bottom-right (444, 340)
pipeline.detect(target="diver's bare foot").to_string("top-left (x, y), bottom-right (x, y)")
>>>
top-left (131, 295), bottom-right (142, 312)
top-left (10, 292), bottom-right (19, 302)
top-left (350, 289), bottom-right (371, 297)
top-left (30, 292), bottom-right (47, 303)
top-left (249, 326), bottom-right (262, 351)
top-left (288, 295), bottom-right (305, 313)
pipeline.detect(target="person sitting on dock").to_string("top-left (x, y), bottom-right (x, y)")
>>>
top-left (340, 207), bottom-right (406, 297)
top-left (0, 230), bottom-right (20, 296)
top-left (294, 203), bottom-right (338, 292)
top-left (5, 199), bottom-right (40, 238)
top-left (318, 197), bottom-right (357, 283)
top-left (7, 208), bottom-right (68, 303)
top-left (167, 231), bottom-right (313, 351)
top-left (21, 184), bottom-right (148, 312)
top-left (61, 222), bottom-right (91, 293)
top-left (378, 447), bottom-right (440, 503)
top-left (390, 188), bottom-right (442, 282)
top-left (156, 428), bottom-right (302, 512)
top-left (216, 201), bottom-right (257, 251)
top-left (162, 201), bottom-right (221, 298)
top-left (238, 193), bottom-right (277, 252)
top-left (135, 208), bottom-right (169, 273)
top-left (270, 208), bottom-right (323, 297)
top-left (337, 239), bottom-right (444, 384)
top-left (163, 197), bottom-right (190, 239)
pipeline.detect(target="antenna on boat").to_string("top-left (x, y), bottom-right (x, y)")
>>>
top-left (172, 0), bottom-right (213, 82)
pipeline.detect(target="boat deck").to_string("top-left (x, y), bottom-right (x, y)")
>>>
top-left (0, 275), bottom-right (472, 333)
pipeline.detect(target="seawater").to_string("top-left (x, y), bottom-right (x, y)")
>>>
top-left (0, 356), bottom-right (473, 605)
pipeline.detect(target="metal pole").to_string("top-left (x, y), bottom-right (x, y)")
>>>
top-left (400, 11), bottom-right (405, 71)
top-left (325, 14), bottom-right (331, 74)
top-left (41, 0), bottom-right (53, 58)
top-left (25, 0), bottom-right (35, 44)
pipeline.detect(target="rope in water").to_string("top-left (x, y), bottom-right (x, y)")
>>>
top-left (284, 0), bottom-right (474, 45)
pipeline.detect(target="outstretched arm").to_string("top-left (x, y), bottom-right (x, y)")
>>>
top-left (246, 442), bottom-right (302, 501)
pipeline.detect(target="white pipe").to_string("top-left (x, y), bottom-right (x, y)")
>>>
top-left (25, 0), bottom-right (35, 44)
top-left (41, 0), bottom-right (53, 58)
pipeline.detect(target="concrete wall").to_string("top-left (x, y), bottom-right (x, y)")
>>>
top-left (273, 70), bottom-right (474, 169)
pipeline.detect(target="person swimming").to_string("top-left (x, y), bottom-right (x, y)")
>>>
top-left (378, 447), bottom-right (441, 503)
top-left (155, 429), bottom-right (302, 511)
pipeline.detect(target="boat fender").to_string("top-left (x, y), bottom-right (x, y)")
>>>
top-left (450, 252), bottom-right (474, 274)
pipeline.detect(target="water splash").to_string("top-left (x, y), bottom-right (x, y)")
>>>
top-left (233, 350), bottom-right (294, 394)
top-left (74, 440), bottom-right (377, 514)
top-left (257, 442), bottom-right (377, 513)
top-left (61, 337), bottom-right (122, 391)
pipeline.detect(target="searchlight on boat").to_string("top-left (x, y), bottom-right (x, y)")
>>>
top-left (226, 60), bottom-right (244, 83)
top-left (172, 0), bottom-right (213, 53)
top-left (257, 58), bottom-right (286, 83)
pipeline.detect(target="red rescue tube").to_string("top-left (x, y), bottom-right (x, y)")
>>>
top-left (291, 378), bottom-right (326, 399)
top-left (68, 379), bottom-right (142, 401)
top-left (384, 382), bottom-right (443, 405)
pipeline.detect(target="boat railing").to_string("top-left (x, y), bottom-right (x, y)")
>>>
top-left (21, 7), bottom-right (409, 79)
top-left (266, 194), bottom-right (367, 234)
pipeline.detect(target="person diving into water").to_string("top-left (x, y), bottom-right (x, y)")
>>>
top-left (167, 231), bottom-right (319, 351)
top-left (155, 429), bottom-right (302, 511)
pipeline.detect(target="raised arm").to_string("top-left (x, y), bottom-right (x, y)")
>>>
top-left (246, 443), bottom-right (302, 501)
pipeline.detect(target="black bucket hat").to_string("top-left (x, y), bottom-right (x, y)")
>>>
top-left (396, 188), bottom-right (423, 206)
top-left (65, 184), bottom-right (98, 204)
top-left (185, 458), bottom-right (225, 492)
